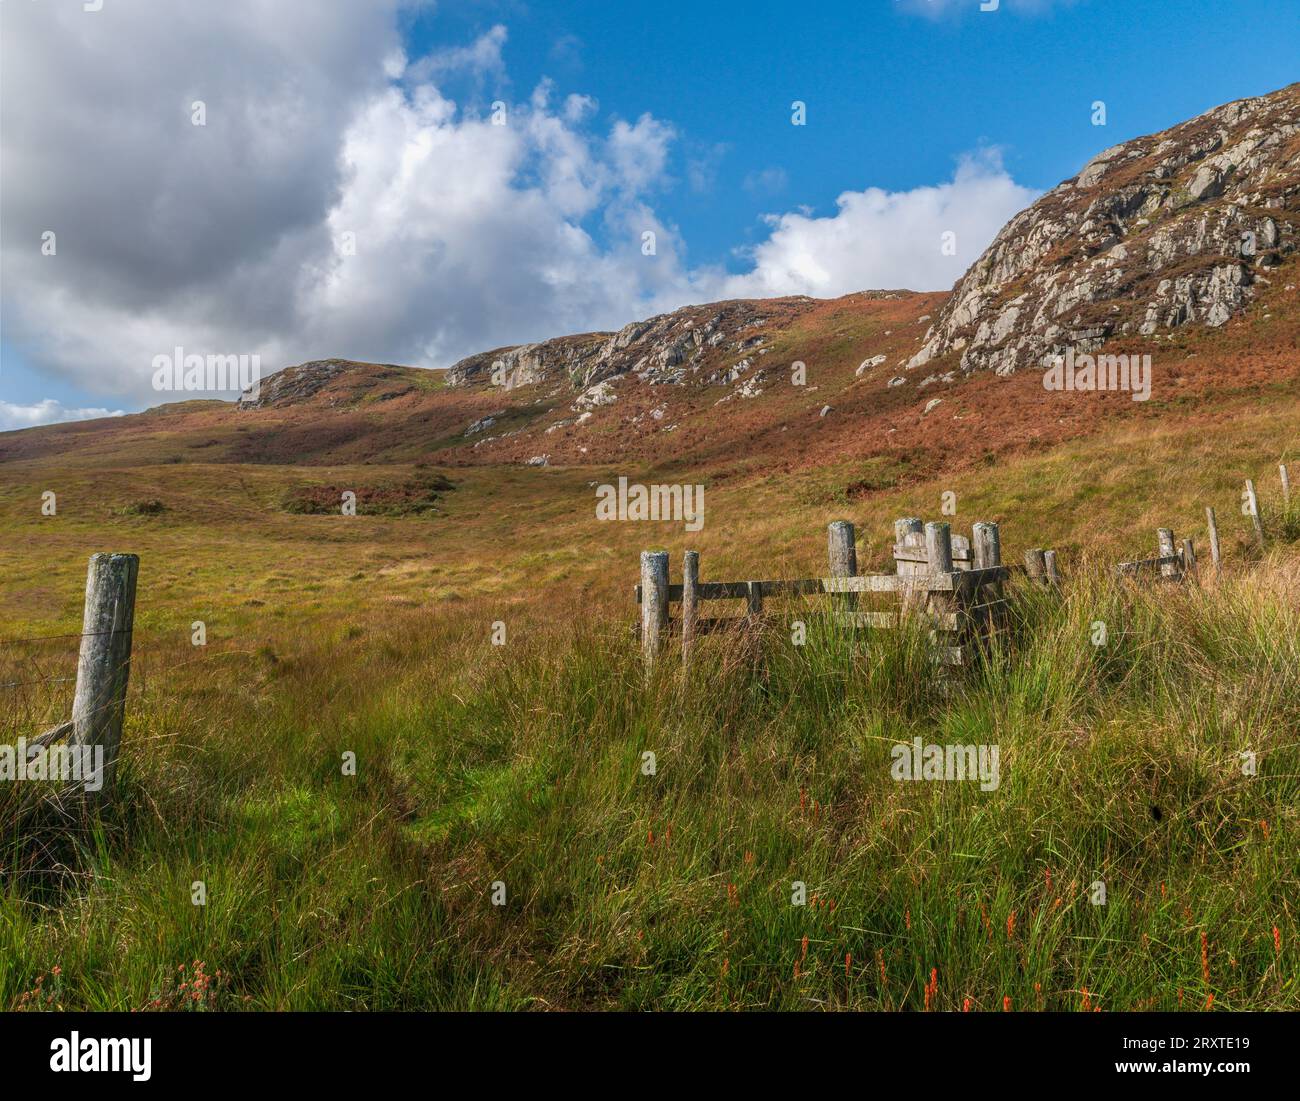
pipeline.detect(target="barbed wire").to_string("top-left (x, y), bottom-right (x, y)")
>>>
top-left (0, 676), bottom-right (77, 690)
top-left (0, 628), bottom-right (134, 647)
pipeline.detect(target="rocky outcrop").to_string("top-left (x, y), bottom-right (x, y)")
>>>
top-left (444, 298), bottom-right (819, 392)
top-left (236, 359), bottom-right (414, 410)
top-left (909, 83), bottom-right (1300, 377)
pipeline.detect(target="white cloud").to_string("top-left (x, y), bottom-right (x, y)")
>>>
top-left (407, 24), bottom-right (508, 84)
top-left (898, 0), bottom-right (1075, 17)
top-left (742, 167), bottom-right (789, 196)
top-left (714, 152), bottom-right (1038, 299)
top-left (607, 114), bottom-right (677, 194)
top-left (0, 400), bottom-right (124, 432)
top-left (1, 2), bottom-right (1038, 416)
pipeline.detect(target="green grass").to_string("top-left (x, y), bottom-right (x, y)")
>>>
top-left (2, 565), bottom-right (1297, 1011)
top-left (5, 394), bottom-right (1300, 1010)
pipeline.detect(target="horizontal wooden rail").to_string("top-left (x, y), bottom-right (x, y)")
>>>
top-left (636, 566), bottom-right (1010, 604)
top-left (635, 608), bottom-right (962, 636)
top-left (641, 518), bottom-right (1008, 674)
top-left (892, 545), bottom-right (972, 564)
top-left (1116, 553), bottom-right (1182, 575)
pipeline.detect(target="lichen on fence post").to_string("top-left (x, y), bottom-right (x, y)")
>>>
top-left (69, 552), bottom-right (139, 802)
top-left (640, 551), bottom-right (669, 674)
top-left (681, 550), bottom-right (699, 661)
top-left (827, 521), bottom-right (858, 614)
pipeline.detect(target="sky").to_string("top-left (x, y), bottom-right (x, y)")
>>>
top-left (1, 0), bottom-right (1296, 429)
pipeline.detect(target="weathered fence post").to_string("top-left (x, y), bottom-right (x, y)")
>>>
top-left (1023, 548), bottom-right (1047, 584)
top-left (1181, 537), bottom-right (1198, 583)
top-left (925, 522), bottom-right (958, 680)
top-left (640, 551), bottom-right (669, 673)
top-left (1205, 506), bottom-right (1222, 578)
top-left (895, 517), bottom-right (923, 609)
top-left (828, 521), bottom-right (858, 613)
top-left (972, 521), bottom-right (1003, 634)
top-left (69, 552), bottom-right (139, 801)
top-left (1043, 549), bottom-right (1062, 587)
top-left (681, 551), bottom-right (699, 661)
top-left (1244, 480), bottom-right (1264, 546)
top-left (925, 521), bottom-right (954, 577)
top-left (972, 521), bottom-right (1002, 572)
top-left (1157, 528), bottom-right (1178, 580)
top-left (1282, 464), bottom-right (1292, 507)
top-left (951, 534), bottom-right (971, 571)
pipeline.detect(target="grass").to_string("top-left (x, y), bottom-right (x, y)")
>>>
top-left (3, 391), bottom-right (1300, 1010)
top-left (1, 561), bottom-right (1297, 1011)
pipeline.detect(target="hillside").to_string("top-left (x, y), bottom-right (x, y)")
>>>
top-left (911, 81), bottom-right (1300, 376)
top-left (5, 88), bottom-right (1300, 493)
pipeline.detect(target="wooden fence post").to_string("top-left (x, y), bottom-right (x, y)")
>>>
top-left (1244, 480), bottom-right (1264, 546)
top-left (681, 551), bottom-right (699, 661)
top-left (1023, 548), bottom-right (1047, 584)
top-left (1157, 528), bottom-right (1178, 580)
top-left (951, 534), bottom-right (972, 571)
top-left (1205, 506), bottom-right (1222, 578)
top-left (924, 522), bottom-right (959, 677)
top-left (640, 551), bottom-right (669, 673)
top-left (1181, 537), bottom-right (1198, 583)
top-left (828, 521), bottom-right (858, 613)
top-left (69, 552), bottom-right (139, 801)
top-left (1043, 550), bottom-right (1062, 587)
top-left (925, 521), bottom-right (954, 576)
top-left (972, 521), bottom-right (1002, 635)
top-left (971, 522), bottom-right (1002, 571)
top-left (895, 517), bottom-right (923, 610)
top-left (1282, 464), bottom-right (1291, 508)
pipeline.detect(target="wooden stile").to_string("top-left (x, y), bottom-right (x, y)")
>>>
top-left (636, 519), bottom-right (1009, 674)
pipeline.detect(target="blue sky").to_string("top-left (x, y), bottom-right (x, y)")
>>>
top-left (2, 0), bottom-right (1296, 425)
top-left (410, 0), bottom-right (1298, 268)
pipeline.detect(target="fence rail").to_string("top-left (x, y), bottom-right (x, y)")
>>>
top-left (636, 518), bottom-right (1026, 672)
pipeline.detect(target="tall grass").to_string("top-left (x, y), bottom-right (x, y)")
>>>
top-left (2, 566), bottom-right (1298, 1010)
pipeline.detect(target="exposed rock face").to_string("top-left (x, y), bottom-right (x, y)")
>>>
top-left (236, 359), bottom-right (414, 410)
top-left (444, 298), bottom-right (818, 392)
top-left (237, 359), bottom-right (356, 409)
top-left (909, 83), bottom-right (1300, 377)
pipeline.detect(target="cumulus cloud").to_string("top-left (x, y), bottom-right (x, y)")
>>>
top-left (0, 400), bottom-right (124, 432)
top-left (714, 151), bottom-right (1039, 299)
top-left (1, 1), bottom-right (1038, 428)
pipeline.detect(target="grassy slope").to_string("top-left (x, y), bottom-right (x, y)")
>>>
top-left (3, 373), bottom-right (1300, 1009)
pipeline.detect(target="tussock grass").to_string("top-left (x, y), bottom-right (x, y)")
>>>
top-left (2, 566), bottom-right (1297, 1011)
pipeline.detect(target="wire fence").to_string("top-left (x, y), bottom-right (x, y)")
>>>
top-left (0, 628), bottom-right (138, 692)
top-left (0, 625), bottom-right (215, 745)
